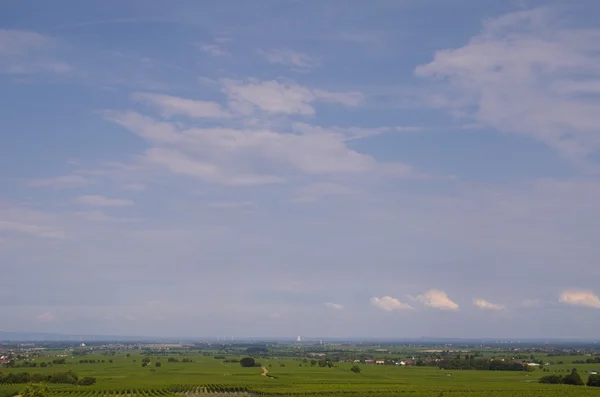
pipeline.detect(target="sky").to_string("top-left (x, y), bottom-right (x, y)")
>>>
top-left (1, 0), bottom-right (600, 339)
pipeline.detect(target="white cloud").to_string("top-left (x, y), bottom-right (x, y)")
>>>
top-left (559, 290), bottom-right (600, 309)
top-left (415, 289), bottom-right (459, 310)
top-left (0, 220), bottom-right (64, 239)
top-left (473, 298), bottom-right (506, 311)
top-left (73, 195), bottom-right (134, 207)
top-left (370, 296), bottom-right (414, 311)
top-left (106, 110), bottom-right (409, 181)
top-left (324, 302), bottom-right (344, 310)
top-left (221, 78), bottom-right (363, 115)
top-left (37, 312), bottom-right (56, 322)
top-left (131, 92), bottom-right (230, 119)
top-left (261, 48), bottom-right (319, 71)
top-left (27, 175), bottom-right (88, 189)
top-left (416, 8), bottom-right (600, 163)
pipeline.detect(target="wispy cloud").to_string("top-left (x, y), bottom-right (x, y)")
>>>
top-left (324, 302), bottom-right (344, 310)
top-left (131, 92), bottom-right (230, 119)
top-left (559, 290), bottom-right (600, 309)
top-left (27, 175), bottom-right (88, 189)
top-left (0, 29), bottom-right (51, 55)
top-left (520, 299), bottom-right (541, 308)
top-left (370, 296), bottom-right (414, 311)
top-left (122, 183), bottom-right (146, 191)
top-left (207, 201), bottom-right (257, 210)
top-left (0, 29), bottom-right (70, 74)
top-left (37, 312), bottom-right (57, 322)
top-left (415, 289), bottom-right (459, 311)
top-left (73, 195), bottom-right (134, 207)
top-left (0, 220), bottom-right (64, 239)
top-left (473, 298), bottom-right (506, 311)
top-left (416, 8), bottom-right (600, 164)
top-left (221, 78), bottom-right (364, 115)
top-left (260, 48), bottom-right (319, 71)
top-left (197, 42), bottom-right (229, 57)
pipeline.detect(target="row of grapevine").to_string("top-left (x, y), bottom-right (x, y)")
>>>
top-left (168, 385), bottom-right (250, 395)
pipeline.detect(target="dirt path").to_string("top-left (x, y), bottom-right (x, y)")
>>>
top-left (261, 366), bottom-right (268, 376)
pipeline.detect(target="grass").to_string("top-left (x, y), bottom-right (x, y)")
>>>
top-left (1, 351), bottom-right (600, 397)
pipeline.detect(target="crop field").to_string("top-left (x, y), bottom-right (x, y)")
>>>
top-left (2, 350), bottom-right (600, 397)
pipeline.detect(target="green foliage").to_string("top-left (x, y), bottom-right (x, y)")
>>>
top-left (587, 373), bottom-right (600, 387)
top-left (239, 357), bottom-right (255, 367)
top-left (350, 365), bottom-right (361, 374)
top-left (77, 376), bottom-right (97, 385)
top-left (540, 368), bottom-right (584, 386)
top-left (0, 370), bottom-right (79, 385)
top-left (539, 374), bottom-right (564, 384)
top-left (19, 383), bottom-right (48, 397)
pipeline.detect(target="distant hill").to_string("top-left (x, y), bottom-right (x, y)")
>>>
top-left (0, 331), bottom-right (166, 342)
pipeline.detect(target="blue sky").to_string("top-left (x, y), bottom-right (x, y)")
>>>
top-left (2, 0), bottom-right (600, 339)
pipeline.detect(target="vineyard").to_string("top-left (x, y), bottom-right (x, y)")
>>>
top-left (3, 349), bottom-right (600, 397)
top-left (45, 386), bottom-right (252, 397)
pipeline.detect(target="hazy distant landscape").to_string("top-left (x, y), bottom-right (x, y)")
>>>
top-left (2, 338), bottom-right (600, 397)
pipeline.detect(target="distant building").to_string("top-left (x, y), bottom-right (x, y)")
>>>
top-left (375, 360), bottom-right (385, 365)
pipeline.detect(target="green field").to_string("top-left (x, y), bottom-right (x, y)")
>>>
top-left (2, 350), bottom-right (600, 397)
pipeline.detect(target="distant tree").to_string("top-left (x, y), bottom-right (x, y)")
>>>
top-left (78, 377), bottom-right (96, 386)
top-left (350, 365), bottom-right (361, 374)
top-left (239, 357), bottom-right (256, 368)
top-left (20, 383), bottom-right (49, 397)
top-left (539, 375), bottom-right (564, 384)
top-left (563, 369), bottom-right (584, 386)
top-left (155, 362), bottom-right (161, 368)
top-left (141, 362), bottom-right (147, 367)
top-left (587, 374), bottom-right (600, 387)
top-left (310, 360), bottom-right (317, 366)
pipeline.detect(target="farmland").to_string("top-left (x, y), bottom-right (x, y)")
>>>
top-left (2, 343), bottom-right (600, 397)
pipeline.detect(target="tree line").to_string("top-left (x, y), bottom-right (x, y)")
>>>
top-left (0, 370), bottom-right (95, 386)
top-left (434, 358), bottom-right (532, 371)
top-left (539, 368), bottom-right (600, 387)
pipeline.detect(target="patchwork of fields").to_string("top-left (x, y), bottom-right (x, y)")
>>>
top-left (2, 350), bottom-right (600, 397)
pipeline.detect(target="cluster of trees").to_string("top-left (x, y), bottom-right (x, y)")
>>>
top-left (167, 357), bottom-right (193, 363)
top-left (299, 358), bottom-right (334, 367)
top-left (588, 374), bottom-right (600, 387)
top-left (0, 370), bottom-right (95, 386)
top-left (573, 357), bottom-right (600, 364)
top-left (539, 369), bottom-right (584, 385)
top-left (239, 357), bottom-right (261, 368)
top-left (435, 358), bottom-right (531, 371)
top-left (78, 359), bottom-right (109, 364)
top-left (3, 358), bottom-right (69, 369)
